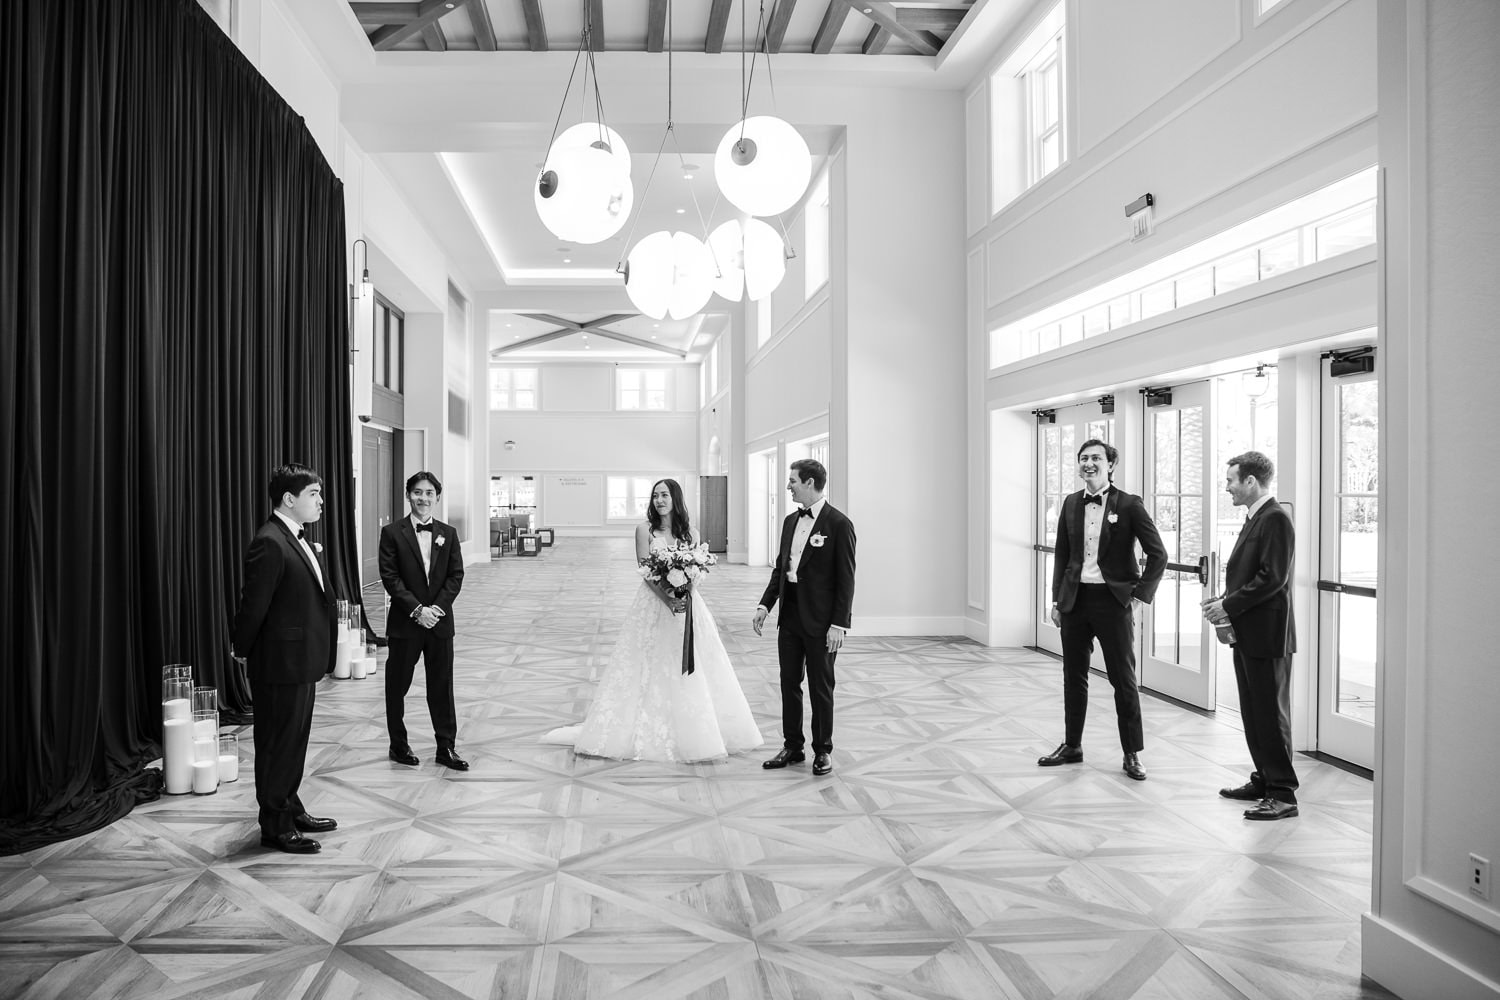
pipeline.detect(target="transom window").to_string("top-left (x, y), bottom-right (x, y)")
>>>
top-left (490, 368), bottom-right (537, 410)
top-left (618, 369), bottom-right (667, 410)
top-left (607, 476), bottom-right (656, 521)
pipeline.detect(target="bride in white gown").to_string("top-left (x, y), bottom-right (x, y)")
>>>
top-left (543, 479), bottom-right (763, 762)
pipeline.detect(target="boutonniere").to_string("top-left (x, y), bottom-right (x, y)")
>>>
top-left (1107, 513), bottom-right (1118, 524)
top-left (435, 535), bottom-right (447, 547)
top-left (313, 542), bottom-right (324, 553)
top-left (809, 533), bottom-right (827, 548)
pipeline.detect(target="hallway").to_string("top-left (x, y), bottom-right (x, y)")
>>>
top-left (0, 538), bottom-right (1389, 999)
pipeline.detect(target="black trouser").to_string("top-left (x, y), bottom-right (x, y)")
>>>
top-left (250, 675), bottom-right (316, 836)
top-left (778, 582), bottom-right (836, 754)
top-left (1060, 584), bottom-right (1144, 753)
top-left (1233, 649), bottom-right (1299, 803)
top-left (385, 633), bottom-right (457, 752)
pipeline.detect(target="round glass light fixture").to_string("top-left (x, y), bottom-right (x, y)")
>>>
top-left (536, 141), bottom-right (634, 244)
top-left (624, 231), bottom-right (714, 320)
top-left (707, 218), bottom-right (786, 302)
top-left (714, 116), bottom-right (812, 217)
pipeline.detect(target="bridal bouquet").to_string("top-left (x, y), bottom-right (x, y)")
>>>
top-left (639, 542), bottom-right (717, 675)
top-left (639, 542), bottom-right (717, 601)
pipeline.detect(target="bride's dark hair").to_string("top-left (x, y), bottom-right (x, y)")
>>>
top-left (647, 478), bottom-right (692, 543)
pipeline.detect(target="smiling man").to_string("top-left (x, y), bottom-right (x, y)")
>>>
top-left (380, 471), bottom-right (467, 771)
top-left (1040, 439), bottom-right (1167, 781)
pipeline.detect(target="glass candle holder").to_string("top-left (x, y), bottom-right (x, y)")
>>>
top-left (162, 664), bottom-right (193, 722)
top-left (217, 733), bottom-right (239, 782)
top-left (192, 686), bottom-right (217, 715)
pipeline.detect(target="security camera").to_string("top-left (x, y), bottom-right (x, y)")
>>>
top-left (357, 414), bottom-right (372, 423)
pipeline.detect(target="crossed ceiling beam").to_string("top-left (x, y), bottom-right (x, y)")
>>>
top-left (491, 314), bottom-right (688, 358)
top-left (350, 0), bottom-right (974, 57)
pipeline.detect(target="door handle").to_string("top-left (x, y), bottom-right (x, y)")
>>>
top-left (1197, 554), bottom-right (1209, 587)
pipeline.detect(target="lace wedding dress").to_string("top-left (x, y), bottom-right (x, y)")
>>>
top-left (542, 535), bottom-right (764, 762)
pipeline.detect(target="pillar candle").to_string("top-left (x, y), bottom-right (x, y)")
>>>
top-left (162, 698), bottom-right (190, 721)
top-left (191, 758), bottom-right (218, 794)
top-left (218, 753), bottom-right (238, 782)
top-left (163, 718), bottom-right (194, 794)
top-left (333, 637), bottom-right (352, 678)
top-left (351, 656), bottom-right (366, 680)
top-left (192, 718), bottom-right (217, 741)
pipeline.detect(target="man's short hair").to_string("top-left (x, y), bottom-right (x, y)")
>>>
top-left (268, 463), bottom-right (322, 508)
top-left (1077, 438), bottom-right (1118, 466)
top-left (790, 458), bottom-right (827, 492)
top-left (406, 471), bottom-right (443, 495)
top-left (1227, 451), bottom-right (1275, 485)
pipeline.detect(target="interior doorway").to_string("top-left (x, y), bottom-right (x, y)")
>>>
top-left (360, 426), bottom-right (396, 588)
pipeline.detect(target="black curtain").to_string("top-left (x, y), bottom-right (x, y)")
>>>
top-left (0, 0), bottom-right (360, 853)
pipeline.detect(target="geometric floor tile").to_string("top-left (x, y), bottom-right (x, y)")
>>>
top-left (0, 538), bottom-right (1396, 999)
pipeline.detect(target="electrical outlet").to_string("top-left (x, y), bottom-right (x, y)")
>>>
top-left (1469, 854), bottom-right (1491, 901)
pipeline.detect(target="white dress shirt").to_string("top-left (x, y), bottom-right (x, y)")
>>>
top-left (274, 510), bottom-right (323, 590)
top-left (787, 497), bottom-right (826, 584)
top-left (1079, 489), bottom-right (1108, 585)
top-left (411, 514), bottom-right (434, 576)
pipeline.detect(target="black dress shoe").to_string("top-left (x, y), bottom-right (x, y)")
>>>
top-left (762, 749), bottom-right (806, 769)
top-left (260, 831), bottom-right (321, 854)
top-left (1244, 798), bottom-right (1299, 821)
top-left (812, 752), bottom-right (832, 775)
top-left (389, 747), bottom-right (419, 766)
top-left (1122, 753), bottom-right (1146, 781)
top-left (1037, 743), bottom-right (1083, 766)
top-left (1219, 781), bottom-right (1264, 801)
top-left (294, 813), bottom-right (338, 833)
top-left (436, 749), bottom-right (470, 771)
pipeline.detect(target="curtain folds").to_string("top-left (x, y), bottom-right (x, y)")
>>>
top-left (0, 0), bottom-right (358, 853)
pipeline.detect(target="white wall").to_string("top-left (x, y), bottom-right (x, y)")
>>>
top-left (746, 297), bottom-right (832, 444)
top-left (1364, 2), bottom-right (1500, 997)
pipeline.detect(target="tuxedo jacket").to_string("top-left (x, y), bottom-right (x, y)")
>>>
top-left (1223, 499), bottom-right (1296, 659)
top-left (232, 517), bottom-right (336, 684)
top-left (759, 503), bottom-right (856, 636)
top-left (1052, 486), bottom-right (1168, 613)
top-left (380, 518), bottom-right (464, 639)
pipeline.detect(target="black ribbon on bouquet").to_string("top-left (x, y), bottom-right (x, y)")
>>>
top-left (680, 590), bottom-right (696, 675)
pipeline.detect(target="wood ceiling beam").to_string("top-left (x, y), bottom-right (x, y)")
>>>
top-left (369, 0), bottom-right (458, 50)
top-left (421, 21), bottom-right (448, 50)
top-left (495, 314), bottom-right (685, 358)
top-left (843, 0), bottom-right (939, 56)
top-left (588, 0), bottom-right (605, 51)
top-left (895, 6), bottom-right (967, 32)
top-left (861, 25), bottom-right (889, 54)
top-left (351, 2), bottom-right (420, 25)
top-left (469, 0), bottom-right (497, 50)
top-left (765, 0), bottom-right (798, 53)
top-left (587, 328), bottom-right (688, 357)
top-left (705, 0), bottom-right (732, 53)
top-left (520, 0), bottom-right (547, 51)
top-left (811, 0), bottom-right (850, 54)
top-left (646, 0), bottom-right (668, 52)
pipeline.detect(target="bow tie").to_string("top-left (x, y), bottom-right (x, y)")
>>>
top-left (415, 522), bottom-right (434, 533)
top-left (1083, 493), bottom-right (1106, 506)
top-left (797, 507), bottom-right (814, 518)
top-left (296, 527), bottom-right (307, 539)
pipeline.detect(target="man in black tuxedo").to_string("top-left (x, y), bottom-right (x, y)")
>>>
top-left (380, 471), bottom-right (468, 770)
top-left (753, 459), bottom-right (856, 777)
top-left (1203, 451), bottom-right (1299, 820)
top-left (1041, 439), bottom-right (1168, 780)
top-left (232, 463), bottom-right (339, 855)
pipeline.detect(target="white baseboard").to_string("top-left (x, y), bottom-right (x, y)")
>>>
top-left (1361, 912), bottom-right (1500, 1000)
top-left (851, 616), bottom-right (969, 637)
top-left (963, 616), bottom-right (989, 644)
top-left (726, 549), bottom-right (748, 564)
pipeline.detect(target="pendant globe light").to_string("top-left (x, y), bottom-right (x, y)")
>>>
top-left (618, 0), bottom-right (717, 321)
top-left (707, 217), bottom-right (787, 302)
top-left (714, 1), bottom-right (812, 218)
top-left (535, 5), bottom-right (633, 245)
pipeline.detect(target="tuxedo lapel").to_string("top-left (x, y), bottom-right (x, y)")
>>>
top-left (795, 508), bottom-right (828, 576)
top-left (272, 517), bottom-right (324, 592)
top-left (399, 518), bottom-right (423, 567)
top-left (1098, 487), bottom-right (1117, 552)
top-left (1068, 493), bottom-right (1085, 560)
top-left (426, 524), bottom-right (448, 588)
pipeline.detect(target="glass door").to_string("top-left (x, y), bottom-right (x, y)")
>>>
top-left (1316, 364), bottom-right (1377, 767)
top-left (490, 474), bottom-right (538, 530)
top-left (1035, 400), bottom-right (1115, 656)
top-left (1141, 382), bottom-right (1217, 709)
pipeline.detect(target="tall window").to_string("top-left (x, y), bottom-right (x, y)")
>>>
top-left (607, 476), bottom-right (656, 521)
top-left (490, 368), bottom-right (537, 410)
top-left (989, 2), bottom-right (1065, 211)
top-left (373, 295), bottom-right (404, 394)
top-left (618, 369), bottom-right (667, 410)
top-left (707, 342), bottom-right (720, 399)
top-left (1023, 29), bottom-right (1064, 185)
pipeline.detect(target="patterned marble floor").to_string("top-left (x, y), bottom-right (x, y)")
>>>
top-left (0, 538), bottom-right (1394, 1000)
